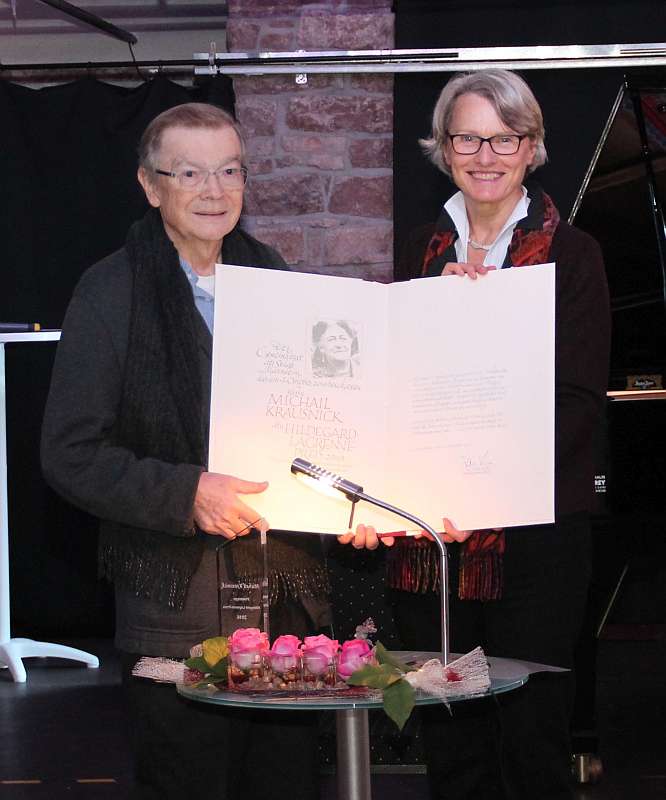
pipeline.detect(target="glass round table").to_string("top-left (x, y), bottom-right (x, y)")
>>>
top-left (177, 652), bottom-right (531, 800)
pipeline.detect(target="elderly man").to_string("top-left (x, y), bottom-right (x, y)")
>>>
top-left (41, 103), bottom-right (357, 800)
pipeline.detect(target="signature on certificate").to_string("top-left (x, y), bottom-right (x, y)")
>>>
top-left (462, 451), bottom-right (494, 475)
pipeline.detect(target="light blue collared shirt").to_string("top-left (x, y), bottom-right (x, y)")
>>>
top-left (179, 257), bottom-right (215, 334)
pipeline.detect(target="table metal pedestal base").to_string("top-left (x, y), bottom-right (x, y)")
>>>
top-left (336, 708), bottom-right (371, 800)
top-left (0, 637), bottom-right (99, 683)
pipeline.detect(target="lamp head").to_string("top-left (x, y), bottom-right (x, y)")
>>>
top-left (290, 458), bottom-right (363, 502)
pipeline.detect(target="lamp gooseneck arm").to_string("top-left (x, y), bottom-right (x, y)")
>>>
top-left (356, 490), bottom-right (450, 665)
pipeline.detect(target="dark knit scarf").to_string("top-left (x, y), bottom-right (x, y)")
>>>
top-left (388, 186), bottom-right (560, 601)
top-left (99, 208), bottom-right (329, 609)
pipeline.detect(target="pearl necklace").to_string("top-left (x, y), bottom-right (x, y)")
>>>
top-left (468, 237), bottom-right (495, 252)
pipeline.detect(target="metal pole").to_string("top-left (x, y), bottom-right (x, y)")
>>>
top-left (336, 709), bottom-right (372, 800)
top-left (35, 0), bottom-right (137, 44)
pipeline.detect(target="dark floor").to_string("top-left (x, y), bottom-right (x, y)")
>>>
top-left (1, 636), bottom-right (664, 799)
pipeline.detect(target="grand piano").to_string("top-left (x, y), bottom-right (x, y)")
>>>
top-left (569, 70), bottom-right (666, 781)
top-left (573, 71), bottom-right (666, 396)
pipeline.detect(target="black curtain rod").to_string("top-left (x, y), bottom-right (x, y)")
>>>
top-left (0, 50), bottom-right (460, 73)
top-left (4, 49), bottom-right (663, 75)
top-left (1, 58), bottom-right (197, 72)
top-left (3, 45), bottom-right (666, 75)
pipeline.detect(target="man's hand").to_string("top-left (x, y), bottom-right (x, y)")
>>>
top-left (193, 472), bottom-right (268, 539)
top-left (337, 524), bottom-right (394, 550)
top-left (442, 262), bottom-right (496, 280)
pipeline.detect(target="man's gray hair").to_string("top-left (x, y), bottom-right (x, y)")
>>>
top-left (420, 69), bottom-right (547, 178)
top-left (138, 102), bottom-right (246, 170)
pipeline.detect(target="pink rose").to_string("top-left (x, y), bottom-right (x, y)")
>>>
top-left (269, 634), bottom-right (302, 673)
top-left (337, 639), bottom-right (373, 679)
top-left (228, 628), bottom-right (270, 656)
top-left (302, 635), bottom-right (339, 660)
top-left (302, 634), bottom-right (339, 676)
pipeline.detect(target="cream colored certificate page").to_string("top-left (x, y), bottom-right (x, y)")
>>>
top-left (385, 264), bottom-right (555, 531)
top-left (209, 264), bottom-right (397, 534)
top-left (209, 263), bottom-right (555, 534)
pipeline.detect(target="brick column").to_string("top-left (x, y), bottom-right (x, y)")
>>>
top-left (227, 0), bottom-right (394, 282)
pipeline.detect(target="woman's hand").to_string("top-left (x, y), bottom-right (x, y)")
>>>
top-left (442, 262), bottom-right (496, 280)
top-left (407, 518), bottom-right (472, 543)
top-left (337, 524), bottom-right (394, 549)
top-left (441, 517), bottom-right (475, 543)
top-left (439, 518), bottom-right (503, 543)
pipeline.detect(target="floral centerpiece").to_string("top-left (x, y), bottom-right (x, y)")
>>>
top-left (175, 620), bottom-right (490, 731)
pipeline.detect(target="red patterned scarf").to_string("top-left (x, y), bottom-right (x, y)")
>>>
top-left (388, 188), bottom-right (560, 600)
top-left (421, 189), bottom-right (560, 276)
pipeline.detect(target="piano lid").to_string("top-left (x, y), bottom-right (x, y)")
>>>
top-left (571, 72), bottom-right (666, 390)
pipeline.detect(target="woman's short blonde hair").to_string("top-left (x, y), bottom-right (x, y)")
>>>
top-left (420, 69), bottom-right (547, 177)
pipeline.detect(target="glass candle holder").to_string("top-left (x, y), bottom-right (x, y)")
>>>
top-left (228, 651), bottom-right (266, 689)
top-left (301, 652), bottom-right (337, 689)
top-left (267, 652), bottom-right (301, 689)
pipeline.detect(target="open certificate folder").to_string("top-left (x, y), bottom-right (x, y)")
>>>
top-left (209, 263), bottom-right (555, 535)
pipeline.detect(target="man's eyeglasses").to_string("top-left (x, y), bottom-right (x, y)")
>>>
top-left (154, 165), bottom-right (248, 190)
top-left (446, 133), bottom-right (527, 156)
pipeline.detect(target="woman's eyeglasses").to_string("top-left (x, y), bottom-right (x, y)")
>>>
top-left (446, 133), bottom-right (527, 155)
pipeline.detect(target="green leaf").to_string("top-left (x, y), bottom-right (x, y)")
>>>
top-left (184, 654), bottom-right (228, 678)
top-left (208, 657), bottom-right (229, 678)
top-left (374, 643), bottom-right (416, 673)
top-left (346, 663), bottom-right (402, 689)
top-left (383, 679), bottom-right (416, 731)
top-left (184, 656), bottom-right (211, 673)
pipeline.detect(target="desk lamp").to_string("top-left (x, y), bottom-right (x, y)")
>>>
top-left (291, 458), bottom-right (450, 665)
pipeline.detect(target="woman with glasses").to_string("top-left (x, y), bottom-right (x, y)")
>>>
top-left (385, 69), bottom-right (611, 799)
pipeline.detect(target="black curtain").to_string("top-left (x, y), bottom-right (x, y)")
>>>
top-left (0, 75), bottom-right (234, 637)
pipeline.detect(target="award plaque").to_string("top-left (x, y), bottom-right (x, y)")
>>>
top-left (216, 529), bottom-right (270, 639)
